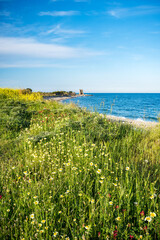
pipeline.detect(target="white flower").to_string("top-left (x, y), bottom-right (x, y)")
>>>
top-left (145, 216), bottom-right (152, 222)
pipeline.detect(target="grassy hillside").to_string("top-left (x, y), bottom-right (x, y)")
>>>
top-left (0, 88), bottom-right (159, 240)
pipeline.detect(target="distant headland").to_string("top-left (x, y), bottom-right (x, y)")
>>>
top-left (42, 89), bottom-right (92, 101)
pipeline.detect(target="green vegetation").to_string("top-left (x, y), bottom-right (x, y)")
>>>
top-left (39, 91), bottom-right (76, 97)
top-left (0, 88), bottom-right (159, 240)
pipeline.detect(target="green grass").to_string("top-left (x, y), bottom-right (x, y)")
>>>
top-left (0, 90), bottom-right (159, 240)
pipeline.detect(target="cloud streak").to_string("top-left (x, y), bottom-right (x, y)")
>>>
top-left (0, 37), bottom-right (103, 60)
top-left (108, 6), bottom-right (160, 18)
top-left (46, 24), bottom-right (86, 35)
top-left (39, 11), bottom-right (80, 17)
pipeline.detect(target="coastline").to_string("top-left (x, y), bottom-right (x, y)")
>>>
top-left (104, 114), bottom-right (159, 129)
top-left (43, 94), bottom-right (88, 101)
top-left (43, 95), bottom-right (159, 129)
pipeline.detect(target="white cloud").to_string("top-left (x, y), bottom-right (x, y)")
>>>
top-left (108, 6), bottom-right (160, 18)
top-left (46, 24), bottom-right (86, 35)
top-left (0, 37), bottom-right (103, 60)
top-left (39, 11), bottom-right (80, 17)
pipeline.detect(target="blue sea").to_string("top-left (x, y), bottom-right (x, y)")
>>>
top-left (63, 93), bottom-right (160, 122)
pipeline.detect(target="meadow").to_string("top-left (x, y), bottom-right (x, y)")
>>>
top-left (0, 88), bottom-right (159, 240)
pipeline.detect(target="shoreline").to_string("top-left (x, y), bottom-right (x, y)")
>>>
top-left (43, 94), bottom-right (89, 101)
top-left (104, 114), bottom-right (159, 129)
top-left (44, 95), bottom-right (159, 129)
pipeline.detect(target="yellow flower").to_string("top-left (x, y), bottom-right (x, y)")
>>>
top-left (28, 179), bottom-right (32, 183)
top-left (150, 212), bottom-right (156, 218)
top-left (53, 231), bottom-right (58, 237)
top-left (150, 195), bottom-right (154, 199)
top-left (40, 230), bottom-right (44, 233)
top-left (97, 169), bottom-right (101, 174)
top-left (78, 193), bottom-right (82, 197)
top-left (31, 221), bottom-right (35, 225)
top-left (109, 201), bottom-right (113, 205)
top-left (115, 217), bottom-right (121, 221)
top-left (113, 183), bottom-right (117, 187)
top-left (85, 225), bottom-right (89, 230)
top-left (139, 235), bottom-right (143, 239)
top-left (58, 211), bottom-right (62, 214)
top-left (33, 196), bottom-right (38, 199)
top-left (126, 167), bottom-right (129, 171)
top-left (99, 180), bottom-right (103, 184)
top-left (23, 171), bottom-right (28, 175)
top-left (30, 214), bottom-right (34, 219)
top-left (34, 201), bottom-right (39, 205)
top-left (145, 216), bottom-right (152, 222)
top-left (60, 195), bottom-right (64, 198)
top-left (45, 227), bottom-right (48, 230)
top-left (41, 220), bottom-right (46, 223)
top-left (38, 223), bottom-right (42, 227)
top-left (91, 199), bottom-right (95, 203)
top-left (27, 192), bottom-right (30, 195)
top-left (90, 162), bottom-right (94, 166)
top-left (59, 168), bottom-right (63, 172)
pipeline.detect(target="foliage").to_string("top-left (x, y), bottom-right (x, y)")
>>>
top-left (0, 89), bottom-right (159, 240)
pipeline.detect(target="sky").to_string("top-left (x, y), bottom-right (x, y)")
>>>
top-left (0, 0), bottom-right (160, 93)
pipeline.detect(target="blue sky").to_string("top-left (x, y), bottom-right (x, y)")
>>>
top-left (0, 0), bottom-right (160, 92)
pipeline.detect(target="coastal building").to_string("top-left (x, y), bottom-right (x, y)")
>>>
top-left (79, 89), bottom-right (84, 95)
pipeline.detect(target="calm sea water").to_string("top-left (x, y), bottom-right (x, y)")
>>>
top-left (63, 93), bottom-right (160, 122)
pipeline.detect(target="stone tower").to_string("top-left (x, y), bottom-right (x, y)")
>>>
top-left (79, 89), bottom-right (84, 95)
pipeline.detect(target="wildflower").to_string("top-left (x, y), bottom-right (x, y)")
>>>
top-left (45, 227), bottom-right (48, 230)
top-left (31, 221), bottom-right (35, 225)
top-left (144, 216), bottom-right (152, 222)
top-left (115, 217), bottom-right (121, 221)
top-left (78, 193), bottom-right (82, 197)
top-left (7, 209), bottom-right (10, 212)
top-left (140, 211), bottom-right (145, 216)
top-left (27, 192), bottom-right (30, 195)
top-left (0, 195), bottom-right (2, 199)
top-left (34, 201), bottom-right (39, 205)
top-left (59, 168), bottom-right (62, 172)
top-left (101, 176), bottom-right (105, 179)
top-left (53, 231), bottom-right (58, 237)
top-left (99, 180), bottom-right (103, 184)
top-left (30, 214), bottom-right (34, 219)
top-left (38, 223), bottom-right (42, 227)
top-left (73, 218), bottom-right (76, 222)
top-left (33, 196), bottom-right (38, 199)
top-left (60, 195), bottom-right (64, 198)
top-left (108, 193), bottom-right (111, 198)
top-left (109, 201), bottom-right (113, 205)
top-left (66, 237), bottom-right (70, 240)
top-left (85, 226), bottom-right (89, 230)
top-left (91, 199), bottom-right (95, 203)
top-left (97, 169), bottom-right (101, 174)
top-left (58, 211), bottom-right (62, 214)
top-left (150, 195), bottom-right (154, 199)
top-left (23, 171), bottom-right (28, 175)
top-left (144, 160), bottom-right (148, 163)
top-left (130, 235), bottom-right (134, 239)
top-left (65, 190), bottom-right (69, 194)
top-left (41, 220), bottom-right (46, 223)
top-left (90, 162), bottom-right (94, 166)
top-left (126, 167), bottom-right (129, 171)
top-left (139, 236), bottom-right (143, 239)
top-left (134, 202), bottom-right (138, 205)
top-left (95, 164), bottom-right (97, 168)
top-left (98, 232), bottom-right (101, 237)
top-left (28, 179), bottom-right (32, 183)
top-left (150, 212), bottom-right (156, 218)
top-left (40, 230), bottom-right (44, 233)
top-left (116, 205), bottom-right (119, 209)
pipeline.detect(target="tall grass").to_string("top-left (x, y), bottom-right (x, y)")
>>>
top-left (0, 89), bottom-right (159, 240)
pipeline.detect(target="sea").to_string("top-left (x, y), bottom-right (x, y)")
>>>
top-left (62, 93), bottom-right (160, 122)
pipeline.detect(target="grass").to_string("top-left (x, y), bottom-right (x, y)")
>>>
top-left (0, 88), bottom-right (159, 240)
